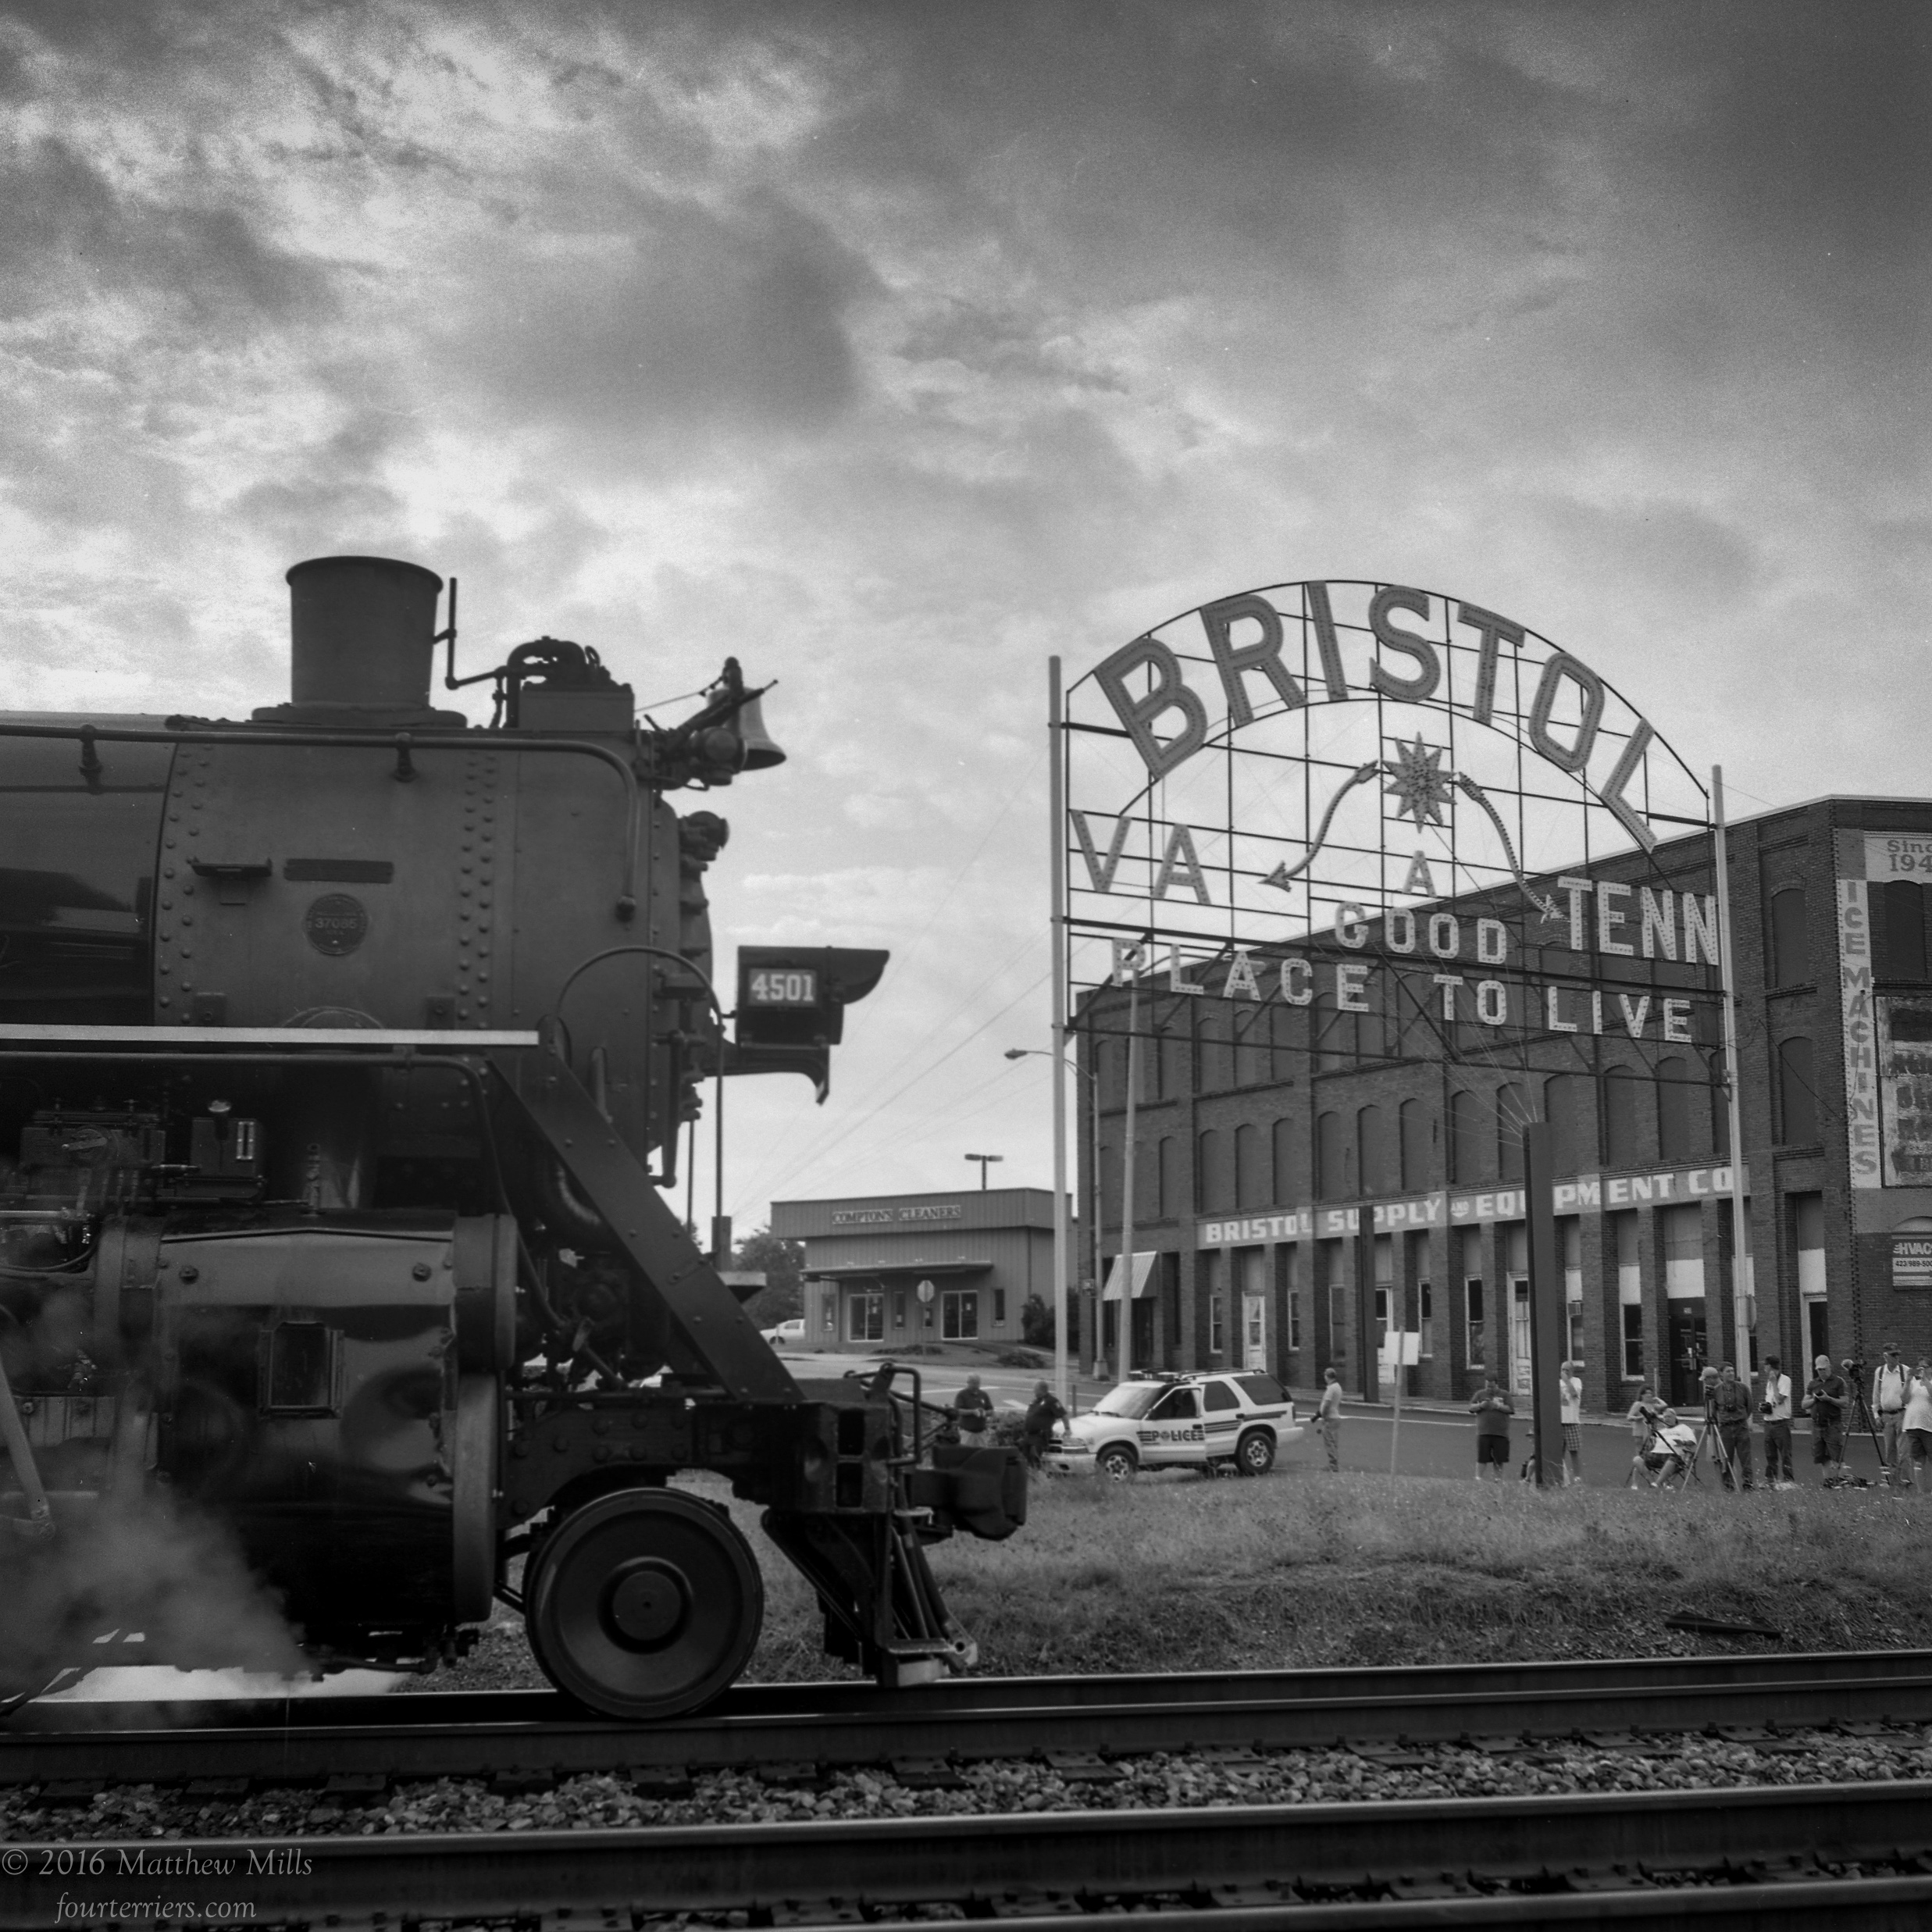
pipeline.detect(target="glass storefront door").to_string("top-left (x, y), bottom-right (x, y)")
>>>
top-left (1508, 1277), bottom-right (1532, 1397)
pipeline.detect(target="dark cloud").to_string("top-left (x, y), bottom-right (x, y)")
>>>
top-left (0, 135), bottom-right (327, 330)
top-left (443, 187), bottom-right (872, 451)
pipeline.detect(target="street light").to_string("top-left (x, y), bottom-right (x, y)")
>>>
top-left (1006, 1046), bottom-right (1103, 1388)
top-left (964, 1153), bottom-right (1003, 1189)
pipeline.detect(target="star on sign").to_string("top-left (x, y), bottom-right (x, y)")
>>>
top-left (1382, 735), bottom-right (1454, 828)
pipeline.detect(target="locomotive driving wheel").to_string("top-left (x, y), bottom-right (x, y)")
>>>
top-left (523, 1488), bottom-right (765, 1721)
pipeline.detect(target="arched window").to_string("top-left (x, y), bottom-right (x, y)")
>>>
top-left (1544, 1073), bottom-right (1584, 1174)
top-left (1313, 982), bottom-right (1353, 1072)
top-left (1271, 1118), bottom-right (1295, 1206)
top-left (1097, 1034), bottom-right (1125, 1110)
top-left (1158, 1136), bottom-right (1182, 1220)
top-left (1449, 1089), bottom-right (1485, 1185)
top-left (1769, 886), bottom-right (1808, 987)
top-left (1656, 1056), bottom-right (1697, 1161)
top-left (1235, 1123), bottom-right (1269, 1208)
top-left (1197, 1128), bottom-right (1232, 1214)
top-left (1315, 1110), bottom-right (1347, 1197)
top-left (1778, 1036), bottom-right (1818, 1144)
top-left (1496, 1082), bottom-right (1528, 1183)
top-left (1196, 1004), bottom-right (1234, 1091)
top-left (1399, 1098), bottom-right (1431, 1190)
top-left (1356, 986), bottom-right (1386, 1062)
top-left (1603, 1065), bottom-right (1641, 1168)
top-left (1357, 1104), bottom-right (1393, 1196)
top-left (1881, 879), bottom-right (1928, 981)
top-left (1235, 1006), bottom-right (1273, 1086)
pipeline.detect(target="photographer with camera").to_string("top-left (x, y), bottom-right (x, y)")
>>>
top-left (1635, 1405), bottom-right (1697, 1488)
top-left (1710, 1361), bottom-right (1755, 1492)
top-left (1872, 1344), bottom-right (1911, 1485)
top-left (1624, 1388), bottom-right (1664, 1486)
top-left (1804, 1353), bottom-right (1848, 1486)
top-left (1468, 1376), bottom-right (1514, 1483)
top-left (1759, 1353), bottom-right (1795, 1490)
top-left (1902, 1357), bottom-right (1932, 1492)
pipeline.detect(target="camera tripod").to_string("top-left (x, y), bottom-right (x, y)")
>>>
top-left (1625, 1407), bottom-right (1732, 1492)
top-left (1835, 1360), bottom-right (1896, 1489)
top-left (1684, 1396), bottom-right (1747, 1492)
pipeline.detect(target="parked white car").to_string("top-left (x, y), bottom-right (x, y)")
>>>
top-left (760, 1318), bottom-right (807, 1347)
top-left (1048, 1371), bottom-right (1303, 1479)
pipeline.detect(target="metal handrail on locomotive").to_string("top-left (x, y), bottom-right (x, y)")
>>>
top-left (0, 556), bottom-right (1026, 1720)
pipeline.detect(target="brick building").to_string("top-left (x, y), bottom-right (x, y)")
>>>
top-left (1079, 797), bottom-right (1932, 1413)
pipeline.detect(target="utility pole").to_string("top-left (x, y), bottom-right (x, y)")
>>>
top-left (1710, 767), bottom-right (1753, 1383)
top-left (1046, 655), bottom-right (1071, 1410)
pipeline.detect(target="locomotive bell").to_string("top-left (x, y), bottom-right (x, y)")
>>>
top-left (255, 554), bottom-right (465, 725)
top-left (731, 691), bottom-right (786, 770)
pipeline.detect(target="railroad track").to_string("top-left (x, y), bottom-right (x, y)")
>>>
top-left (5, 1784), bottom-right (1932, 1928)
top-left (8, 1654), bottom-right (1932, 1929)
top-left (5, 1648), bottom-right (1932, 1791)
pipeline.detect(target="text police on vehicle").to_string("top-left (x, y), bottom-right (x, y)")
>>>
top-left (1049, 1371), bottom-right (1303, 1481)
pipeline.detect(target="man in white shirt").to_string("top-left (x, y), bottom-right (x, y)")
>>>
top-left (1639, 1408), bottom-right (1697, 1488)
top-left (1759, 1354), bottom-right (1795, 1489)
top-left (1873, 1344), bottom-right (1911, 1485)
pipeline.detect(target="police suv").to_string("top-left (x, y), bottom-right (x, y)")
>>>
top-left (1048, 1371), bottom-right (1303, 1479)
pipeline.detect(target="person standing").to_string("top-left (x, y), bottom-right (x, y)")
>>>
top-left (1317, 1366), bottom-right (1343, 1472)
top-left (1873, 1345), bottom-right (1910, 1485)
top-left (954, 1373), bottom-right (993, 1438)
top-left (1804, 1354), bottom-right (1848, 1485)
top-left (1558, 1360), bottom-right (1584, 1486)
top-left (1898, 1358), bottom-right (1932, 1492)
top-left (1022, 1380), bottom-right (1066, 1470)
top-left (1759, 1354), bottom-right (1796, 1489)
top-left (1469, 1377), bottom-right (1514, 1482)
top-left (1711, 1363), bottom-right (1755, 1491)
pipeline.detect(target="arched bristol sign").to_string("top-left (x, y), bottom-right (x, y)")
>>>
top-left (1056, 580), bottom-right (1713, 1025)
top-left (1039, 579), bottom-right (1741, 1452)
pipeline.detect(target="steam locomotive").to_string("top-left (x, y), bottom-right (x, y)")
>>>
top-left (0, 556), bottom-right (1025, 1719)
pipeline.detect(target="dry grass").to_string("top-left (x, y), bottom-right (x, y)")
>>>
top-left (433, 1470), bottom-right (1932, 1692)
top-left (913, 1472), bottom-right (1932, 1675)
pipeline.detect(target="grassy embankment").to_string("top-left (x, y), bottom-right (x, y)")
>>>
top-left (431, 1471), bottom-right (1932, 1691)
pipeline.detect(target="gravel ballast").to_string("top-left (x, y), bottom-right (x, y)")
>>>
top-left (5, 1723), bottom-right (1931, 1843)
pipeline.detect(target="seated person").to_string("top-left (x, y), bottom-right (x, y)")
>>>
top-left (1638, 1408), bottom-right (1697, 1485)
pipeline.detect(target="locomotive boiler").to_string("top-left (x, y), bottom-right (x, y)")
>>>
top-left (0, 556), bottom-right (1025, 1719)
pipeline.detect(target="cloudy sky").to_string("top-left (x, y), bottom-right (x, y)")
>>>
top-left (2, 1), bottom-right (1924, 1232)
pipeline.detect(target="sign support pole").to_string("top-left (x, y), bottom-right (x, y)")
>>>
top-left (1047, 657), bottom-right (1070, 1410)
top-left (1523, 1121), bottom-right (1563, 1485)
top-left (1119, 973), bottom-right (1139, 1379)
top-left (1712, 766), bottom-right (1752, 1382)
top-left (1388, 1343), bottom-right (1403, 1474)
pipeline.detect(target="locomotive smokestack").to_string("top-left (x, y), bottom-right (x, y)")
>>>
top-left (255, 555), bottom-right (462, 725)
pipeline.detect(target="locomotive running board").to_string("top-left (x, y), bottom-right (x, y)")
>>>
top-left (487, 1046), bottom-right (800, 1404)
top-left (0, 1024), bottom-right (543, 1047)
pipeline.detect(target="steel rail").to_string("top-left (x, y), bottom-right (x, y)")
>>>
top-left (7, 1781), bottom-right (1932, 1931)
top-left (7, 1650), bottom-right (1932, 1791)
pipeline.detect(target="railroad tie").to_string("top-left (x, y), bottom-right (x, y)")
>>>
top-left (184, 1778), bottom-right (250, 1800)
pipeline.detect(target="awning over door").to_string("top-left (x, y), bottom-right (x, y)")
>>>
top-left (1101, 1250), bottom-right (1159, 1302)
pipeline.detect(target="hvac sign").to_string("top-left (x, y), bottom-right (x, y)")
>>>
top-left (1059, 579), bottom-right (1712, 1027)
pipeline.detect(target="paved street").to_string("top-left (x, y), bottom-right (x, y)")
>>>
top-left (779, 1349), bottom-right (1914, 1492)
